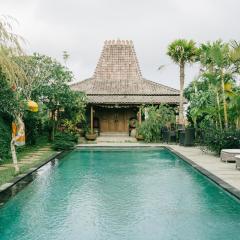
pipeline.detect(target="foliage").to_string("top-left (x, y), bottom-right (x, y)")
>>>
top-left (0, 71), bottom-right (19, 115)
top-left (201, 126), bottom-right (240, 155)
top-left (19, 53), bottom-right (86, 141)
top-left (59, 91), bottom-right (86, 124)
top-left (137, 105), bottom-right (175, 143)
top-left (167, 39), bottom-right (199, 65)
top-left (23, 111), bottom-right (46, 145)
top-left (0, 15), bottom-right (26, 84)
top-left (0, 116), bottom-right (11, 161)
top-left (52, 131), bottom-right (78, 151)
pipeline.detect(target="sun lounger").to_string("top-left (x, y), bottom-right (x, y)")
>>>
top-left (235, 155), bottom-right (240, 169)
top-left (220, 149), bottom-right (240, 163)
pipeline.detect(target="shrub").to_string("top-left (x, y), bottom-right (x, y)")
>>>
top-left (137, 105), bottom-right (176, 143)
top-left (202, 127), bottom-right (240, 155)
top-left (55, 131), bottom-right (78, 143)
top-left (24, 111), bottom-right (45, 145)
top-left (0, 116), bottom-right (11, 161)
top-left (52, 131), bottom-right (78, 151)
top-left (52, 140), bottom-right (75, 151)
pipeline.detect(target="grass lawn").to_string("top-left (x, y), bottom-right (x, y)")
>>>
top-left (0, 137), bottom-right (57, 187)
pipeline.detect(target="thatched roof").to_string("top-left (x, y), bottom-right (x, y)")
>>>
top-left (71, 40), bottom-right (180, 104)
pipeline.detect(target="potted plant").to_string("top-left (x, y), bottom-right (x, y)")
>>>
top-left (135, 122), bottom-right (144, 141)
top-left (85, 132), bottom-right (97, 140)
top-left (136, 133), bottom-right (144, 141)
top-left (84, 126), bottom-right (97, 140)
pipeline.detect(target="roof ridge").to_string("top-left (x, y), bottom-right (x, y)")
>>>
top-left (142, 78), bottom-right (179, 93)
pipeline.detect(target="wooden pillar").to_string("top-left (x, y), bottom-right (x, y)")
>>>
top-left (138, 107), bottom-right (142, 125)
top-left (90, 106), bottom-right (94, 134)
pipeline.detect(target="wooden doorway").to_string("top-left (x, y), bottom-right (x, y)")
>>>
top-left (98, 108), bottom-right (134, 133)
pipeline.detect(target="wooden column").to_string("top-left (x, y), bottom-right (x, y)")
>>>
top-left (138, 107), bottom-right (142, 125)
top-left (90, 106), bottom-right (94, 134)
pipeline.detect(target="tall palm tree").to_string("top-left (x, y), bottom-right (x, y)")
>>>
top-left (167, 39), bottom-right (198, 128)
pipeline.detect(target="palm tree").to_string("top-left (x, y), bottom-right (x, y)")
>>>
top-left (209, 41), bottom-right (230, 129)
top-left (167, 39), bottom-right (198, 128)
top-left (205, 40), bottom-right (240, 129)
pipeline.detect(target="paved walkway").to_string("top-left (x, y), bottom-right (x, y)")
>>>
top-left (169, 145), bottom-right (240, 191)
top-left (0, 145), bottom-right (55, 188)
top-left (77, 142), bottom-right (240, 193)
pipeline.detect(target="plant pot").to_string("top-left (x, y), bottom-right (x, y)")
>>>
top-left (136, 134), bottom-right (144, 141)
top-left (178, 130), bottom-right (185, 145)
top-left (85, 133), bottom-right (97, 141)
top-left (184, 128), bottom-right (195, 146)
top-left (178, 128), bottom-right (195, 146)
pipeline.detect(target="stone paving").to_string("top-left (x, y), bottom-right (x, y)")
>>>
top-left (0, 145), bottom-right (53, 170)
top-left (77, 141), bottom-right (240, 192)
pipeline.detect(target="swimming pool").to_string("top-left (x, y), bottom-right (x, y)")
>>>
top-left (0, 148), bottom-right (240, 240)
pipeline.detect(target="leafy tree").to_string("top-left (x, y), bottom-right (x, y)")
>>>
top-left (167, 39), bottom-right (198, 127)
top-left (24, 53), bottom-right (86, 141)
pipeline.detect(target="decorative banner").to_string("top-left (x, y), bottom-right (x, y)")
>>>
top-left (27, 100), bottom-right (38, 112)
top-left (12, 118), bottom-right (25, 146)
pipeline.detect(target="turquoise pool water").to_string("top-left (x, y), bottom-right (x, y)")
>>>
top-left (0, 148), bottom-right (240, 240)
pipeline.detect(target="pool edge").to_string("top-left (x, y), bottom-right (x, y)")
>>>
top-left (1, 145), bottom-right (240, 204)
top-left (166, 146), bottom-right (240, 200)
top-left (0, 151), bottom-right (67, 203)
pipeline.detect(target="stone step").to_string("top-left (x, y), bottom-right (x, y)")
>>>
top-left (100, 132), bottom-right (129, 137)
top-left (96, 136), bottom-right (137, 143)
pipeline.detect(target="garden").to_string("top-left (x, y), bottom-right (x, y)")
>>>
top-left (0, 17), bottom-right (86, 180)
top-left (137, 39), bottom-right (240, 155)
top-left (1, 16), bottom-right (240, 185)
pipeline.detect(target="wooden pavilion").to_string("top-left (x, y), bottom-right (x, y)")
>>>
top-left (71, 40), bottom-right (180, 134)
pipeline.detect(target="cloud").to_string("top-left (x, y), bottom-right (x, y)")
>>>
top-left (1, 0), bottom-right (240, 88)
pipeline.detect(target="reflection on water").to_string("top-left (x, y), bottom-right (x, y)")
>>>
top-left (0, 148), bottom-right (239, 240)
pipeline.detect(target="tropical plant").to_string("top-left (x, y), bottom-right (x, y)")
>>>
top-left (137, 105), bottom-right (175, 142)
top-left (52, 131), bottom-right (78, 151)
top-left (199, 41), bottom-right (240, 129)
top-left (167, 39), bottom-right (198, 127)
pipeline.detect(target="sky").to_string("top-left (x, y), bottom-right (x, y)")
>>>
top-left (1, 0), bottom-right (240, 89)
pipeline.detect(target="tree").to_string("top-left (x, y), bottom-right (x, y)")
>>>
top-left (199, 41), bottom-right (240, 129)
top-left (167, 39), bottom-right (198, 127)
top-left (0, 16), bottom-right (27, 172)
top-left (28, 54), bottom-right (75, 141)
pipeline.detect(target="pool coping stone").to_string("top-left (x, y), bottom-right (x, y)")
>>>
top-left (167, 146), bottom-right (240, 200)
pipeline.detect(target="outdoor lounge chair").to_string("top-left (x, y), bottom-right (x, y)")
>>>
top-left (235, 155), bottom-right (240, 169)
top-left (220, 149), bottom-right (240, 163)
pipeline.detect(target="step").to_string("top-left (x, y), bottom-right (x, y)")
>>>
top-left (96, 136), bottom-right (137, 143)
top-left (100, 132), bottom-right (129, 137)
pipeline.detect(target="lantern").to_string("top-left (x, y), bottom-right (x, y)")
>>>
top-left (27, 100), bottom-right (38, 112)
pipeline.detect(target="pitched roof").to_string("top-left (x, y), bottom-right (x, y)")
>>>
top-left (71, 40), bottom-right (180, 104)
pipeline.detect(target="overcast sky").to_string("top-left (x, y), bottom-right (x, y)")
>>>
top-left (1, 0), bottom-right (240, 89)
